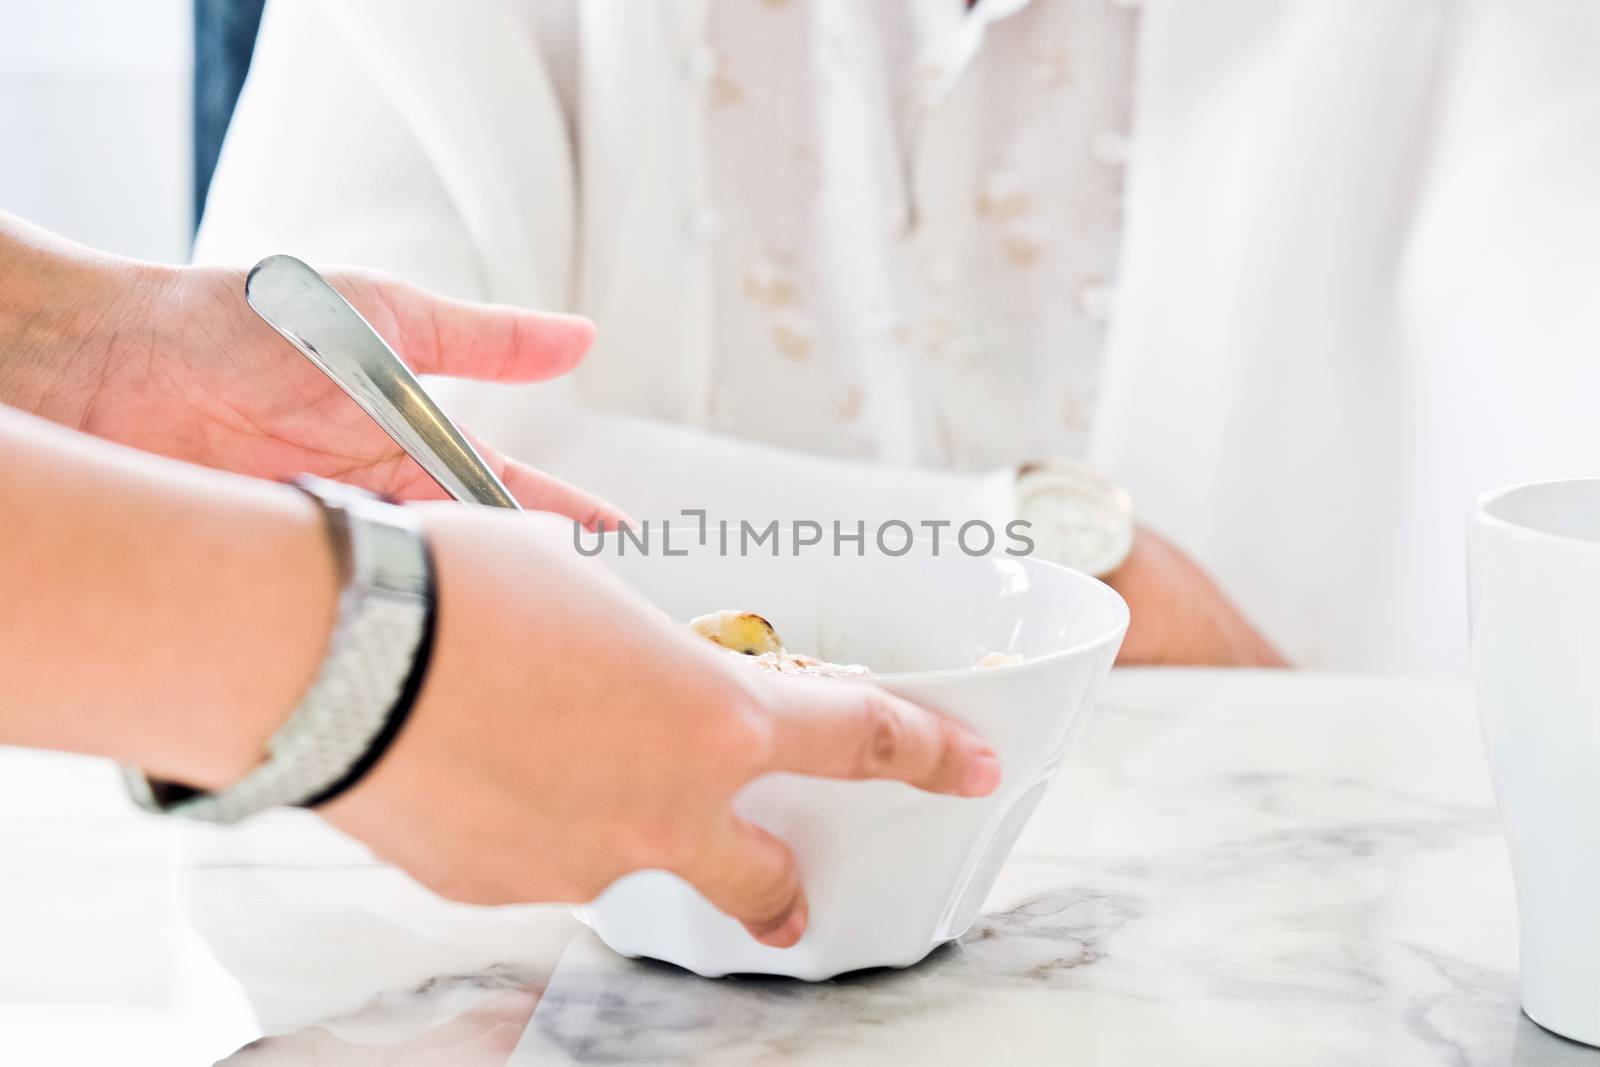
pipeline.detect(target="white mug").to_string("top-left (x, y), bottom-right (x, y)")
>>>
top-left (1470, 478), bottom-right (1600, 1047)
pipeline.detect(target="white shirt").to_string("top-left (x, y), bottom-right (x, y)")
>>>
top-left (455, 0), bottom-right (1135, 468)
top-left (197, 0), bottom-right (1133, 593)
top-left (695, 0), bottom-right (1134, 469)
top-left (197, 0), bottom-right (1600, 673)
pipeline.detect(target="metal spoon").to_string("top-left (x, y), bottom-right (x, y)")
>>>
top-left (244, 254), bottom-right (521, 510)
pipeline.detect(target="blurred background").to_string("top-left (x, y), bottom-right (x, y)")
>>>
top-left (0, 0), bottom-right (262, 263)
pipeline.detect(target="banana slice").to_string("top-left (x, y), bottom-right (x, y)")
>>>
top-left (688, 610), bottom-right (871, 676)
top-left (689, 610), bottom-right (785, 655)
top-left (690, 608), bottom-right (1020, 674)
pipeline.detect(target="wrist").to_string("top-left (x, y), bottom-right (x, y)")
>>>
top-left (1012, 459), bottom-right (1135, 577)
top-left (0, 213), bottom-right (175, 424)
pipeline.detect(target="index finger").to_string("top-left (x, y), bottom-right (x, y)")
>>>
top-left (757, 678), bottom-right (1001, 797)
top-left (334, 271), bottom-right (597, 383)
top-left (497, 455), bottom-right (633, 532)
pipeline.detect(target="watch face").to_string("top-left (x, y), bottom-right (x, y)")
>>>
top-left (1016, 469), bottom-right (1134, 576)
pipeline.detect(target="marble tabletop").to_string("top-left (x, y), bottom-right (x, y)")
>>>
top-left (2, 670), bottom-right (1595, 1065)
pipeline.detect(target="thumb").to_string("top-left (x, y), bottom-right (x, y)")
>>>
top-left (758, 677), bottom-right (1002, 797)
top-left (334, 271), bottom-right (597, 383)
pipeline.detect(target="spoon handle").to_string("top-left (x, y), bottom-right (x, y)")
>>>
top-left (245, 255), bottom-right (521, 510)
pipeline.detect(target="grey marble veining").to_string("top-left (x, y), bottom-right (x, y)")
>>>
top-left (516, 889), bottom-right (1138, 1065)
top-left (5, 671), bottom-right (1598, 1065)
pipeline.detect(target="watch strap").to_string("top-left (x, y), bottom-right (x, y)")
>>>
top-left (123, 477), bottom-right (435, 823)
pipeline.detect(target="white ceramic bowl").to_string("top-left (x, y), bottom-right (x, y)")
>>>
top-left (573, 534), bottom-right (1127, 979)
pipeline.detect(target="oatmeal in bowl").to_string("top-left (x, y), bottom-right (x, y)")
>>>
top-left (689, 609), bottom-right (1021, 676)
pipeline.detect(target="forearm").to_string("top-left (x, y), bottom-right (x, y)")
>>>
top-left (0, 406), bottom-right (334, 788)
top-left (0, 210), bottom-right (172, 426)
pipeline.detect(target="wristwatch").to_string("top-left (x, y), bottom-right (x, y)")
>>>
top-left (123, 476), bottom-right (436, 824)
top-left (1013, 460), bottom-right (1135, 577)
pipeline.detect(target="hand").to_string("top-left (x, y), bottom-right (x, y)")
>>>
top-left (1106, 526), bottom-right (1288, 667)
top-left (320, 508), bottom-right (1003, 947)
top-left (0, 214), bottom-right (624, 527)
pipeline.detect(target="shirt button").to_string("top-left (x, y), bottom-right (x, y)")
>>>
top-left (686, 205), bottom-right (724, 242)
top-left (683, 45), bottom-right (719, 85)
top-left (1077, 282), bottom-right (1114, 321)
top-left (1089, 131), bottom-right (1130, 166)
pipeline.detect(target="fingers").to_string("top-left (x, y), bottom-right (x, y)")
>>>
top-left (760, 679), bottom-right (1002, 797)
top-left (678, 814), bottom-right (808, 948)
top-left (340, 272), bottom-right (597, 383)
top-left (497, 456), bottom-right (633, 532)
top-left (380, 427), bottom-right (630, 530)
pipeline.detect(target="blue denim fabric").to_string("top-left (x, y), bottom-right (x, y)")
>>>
top-left (193, 0), bottom-right (267, 228)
